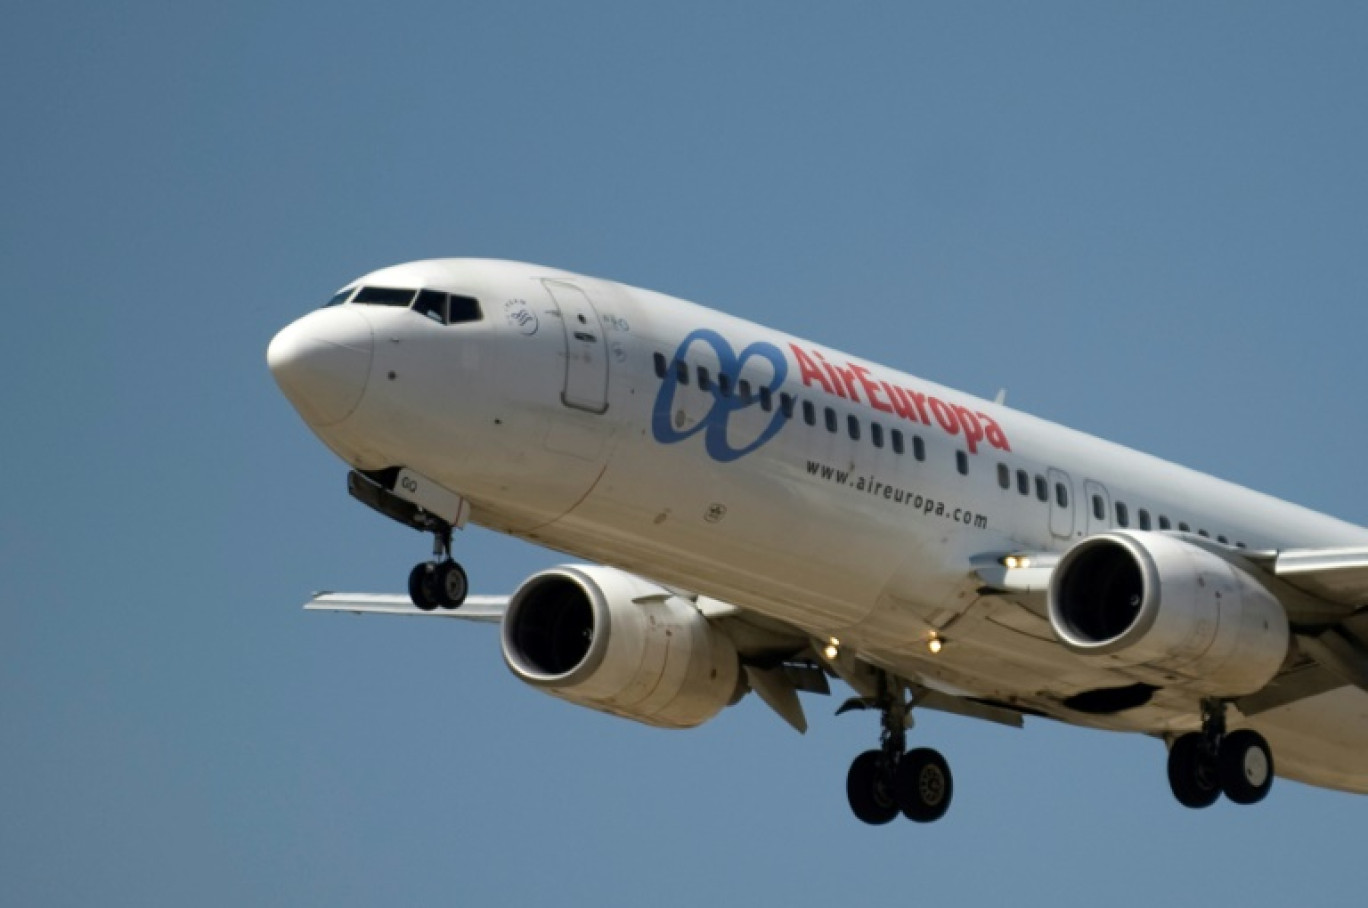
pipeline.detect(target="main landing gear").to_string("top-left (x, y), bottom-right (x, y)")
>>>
top-left (408, 523), bottom-right (468, 612)
top-left (1166, 698), bottom-right (1274, 808)
top-left (843, 675), bottom-right (953, 825)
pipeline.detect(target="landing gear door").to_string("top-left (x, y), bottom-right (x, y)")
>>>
top-left (543, 280), bottom-right (609, 414)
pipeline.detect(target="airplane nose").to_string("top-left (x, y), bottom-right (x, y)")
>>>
top-left (267, 307), bottom-right (374, 427)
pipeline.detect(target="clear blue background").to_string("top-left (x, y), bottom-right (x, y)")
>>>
top-left (3, 2), bottom-right (1366, 905)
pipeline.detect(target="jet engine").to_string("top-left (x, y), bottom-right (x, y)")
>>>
top-left (501, 566), bottom-right (743, 729)
top-left (1047, 532), bottom-right (1290, 697)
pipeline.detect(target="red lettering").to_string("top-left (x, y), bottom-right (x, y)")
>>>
top-left (812, 350), bottom-right (848, 399)
top-left (929, 398), bottom-right (960, 435)
top-left (883, 383), bottom-right (917, 421)
top-left (952, 405), bottom-right (983, 454)
top-left (906, 389), bottom-right (931, 424)
top-left (853, 365), bottom-right (891, 413)
top-left (981, 413), bottom-right (1011, 451)
top-left (790, 345), bottom-right (833, 395)
top-left (834, 364), bottom-right (861, 402)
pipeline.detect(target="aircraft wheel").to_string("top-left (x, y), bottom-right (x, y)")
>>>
top-left (1219, 729), bottom-right (1274, 805)
top-left (895, 747), bottom-right (953, 823)
top-left (1167, 732), bottom-right (1220, 809)
top-left (435, 560), bottom-right (468, 609)
top-left (846, 750), bottom-right (899, 825)
top-left (408, 562), bottom-right (439, 611)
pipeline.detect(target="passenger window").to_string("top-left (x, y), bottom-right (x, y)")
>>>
top-left (1159, 516), bottom-right (1171, 530)
top-left (803, 400), bottom-right (816, 426)
top-left (998, 464), bottom-right (1010, 489)
top-left (1056, 483), bottom-right (1069, 508)
top-left (738, 379), bottom-right (753, 404)
top-left (718, 373), bottom-right (732, 398)
top-left (447, 295), bottom-right (482, 324)
top-left (825, 407), bottom-right (838, 433)
top-left (697, 367), bottom-right (712, 391)
top-left (1138, 509), bottom-right (1151, 530)
top-left (871, 423), bottom-right (884, 448)
top-left (1179, 522), bottom-right (1191, 532)
top-left (1092, 495), bottom-right (1104, 520)
top-left (1218, 535), bottom-right (1228, 544)
top-left (1017, 469), bottom-right (1030, 495)
top-left (1198, 529), bottom-right (1209, 538)
top-left (1116, 502), bottom-right (1129, 527)
top-left (1035, 475), bottom-right (1048, 501)
top-left (957, 451), bottom-right (969, 475)
top-left (675, 361), bottom-right (689, 385)
top-left (891, 429), bottom-right (905, 454)
top-left (780, 393), bottom-right (795, 418)
top-left (847, 414), bottom-right (861, 441)
top-left (759, 386), bottom-right (773, 411)
top-left (653, 352), bottom-right (667, 379)
top-left (913, 436), bottom-right (926, 461)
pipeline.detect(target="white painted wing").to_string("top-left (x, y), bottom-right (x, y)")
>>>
top-left (304, 592), bottom-right (508, 623)
top-left (1272, 547), bottom-right (1368, 607)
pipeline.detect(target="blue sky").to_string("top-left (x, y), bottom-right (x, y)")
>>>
top-left (4, 2), bottom-right (1367, 904)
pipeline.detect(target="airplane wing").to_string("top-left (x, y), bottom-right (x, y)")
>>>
top-left (305, 592), bottom-right (508, 622)
top-left (303, 586), bottom-right (830, 732)
top-left (972, 541), bottom-right (1368, 715)
top-left (1268, 547), bottom-right (1368, 607)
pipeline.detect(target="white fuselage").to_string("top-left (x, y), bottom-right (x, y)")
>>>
top-left (277, 258), bottom-right (1368, 794)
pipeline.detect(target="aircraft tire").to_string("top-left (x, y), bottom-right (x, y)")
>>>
top-left (408, 562), bottom-right (439, 611)
top-left (846, 750), bottom-right (899, 825)
top-left (1167, 733), bottom-right (1221, 809)
top-left (894, 747), bottom-right (953, 822)
top-left (436, 560), bottom-right (468, 609)
top-left (1218, 729), bottom-right (1274, 805)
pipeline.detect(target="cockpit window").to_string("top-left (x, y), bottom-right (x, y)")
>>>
top-left (325, 287), bottom-right (355, 307)
top-left (343, 285), bottom-right (484, 325)
top-left (448, 295), bottom-right (482, 324)
top-left (410, 291), bottom-right (483, 325)
top-left (353, 286), bottom-right (417, 307)
top-left (413, 289), bottom-right (447, 323)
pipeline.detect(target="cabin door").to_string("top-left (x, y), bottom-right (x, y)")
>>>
top-left (543, 280), bottom-right (609, 414)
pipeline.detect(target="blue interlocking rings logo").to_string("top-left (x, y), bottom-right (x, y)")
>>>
top-left (651, 329), bottom-right (789, 463)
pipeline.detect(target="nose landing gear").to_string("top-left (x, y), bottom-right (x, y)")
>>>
top-left (408, 525), bottom-right (468, 611)
top-left (1166, 699), bottom-right (1274, 808)
top-left (842, 675), bottom-right (954, 825)
top-left (345, 469), bottom-right (472, 612)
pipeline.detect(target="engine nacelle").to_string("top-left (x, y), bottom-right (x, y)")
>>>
top-left (1047, 532), bottom-right (1290, 697)
top-left (500, 565), bottom-right (742, 729)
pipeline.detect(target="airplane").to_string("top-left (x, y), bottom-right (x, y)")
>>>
top-left (268, 258), bottom-right (1368, 824)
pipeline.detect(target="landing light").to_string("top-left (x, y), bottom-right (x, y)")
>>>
top-left (823, 638), bottom-right (840, 660)
top-left (927, 633), bottom-right (944, 655)
top-left (1002, 554), bottom-right (1031, 570)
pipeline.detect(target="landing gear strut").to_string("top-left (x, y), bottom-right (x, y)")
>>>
top-left (1167, 698), bottom-right (1273, 808)
top-left (844, 675), bottom-right (953, 825)
top-left (407, 523), bottom-right (468, 611)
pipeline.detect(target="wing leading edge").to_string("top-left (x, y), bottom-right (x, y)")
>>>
top-left (305, 592), bottom-right (508, 622)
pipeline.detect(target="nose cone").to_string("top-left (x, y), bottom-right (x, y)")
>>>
top-left (267, 307), bottom-right (374, 427)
